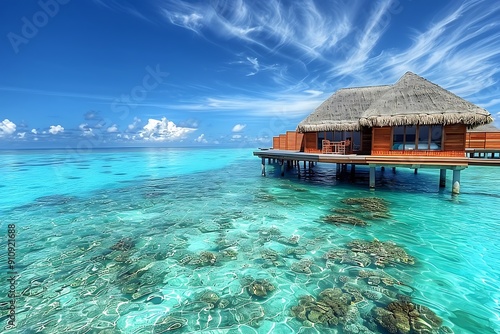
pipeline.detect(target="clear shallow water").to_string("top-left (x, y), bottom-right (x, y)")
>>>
top-left (0, 148), bottom-right (499, 333)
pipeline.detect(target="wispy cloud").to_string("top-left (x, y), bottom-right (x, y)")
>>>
top-left (0, 86), bottom-right (113, 101)
top-left (92, 0), bottom-right (155, 23)
top-left (334, 0), bottom-right (395, 76)
top-left (162, 90), bottom-right (325, 118)
top-left (160, 0), bottom-right (355, 61)
top-left (157, 0), bottom-right (500, 113)
top-left (371, 0), bottom-right (500, 99)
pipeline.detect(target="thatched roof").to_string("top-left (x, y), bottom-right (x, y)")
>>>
top-left (297, 85), bottom-right (391, 132)
top-left (297, 72), bottom-right (493, 132)
top-left (360, 72), bottom-right (493, 127)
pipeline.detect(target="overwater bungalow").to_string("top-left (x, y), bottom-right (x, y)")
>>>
top-left (256, 72), bottom-right (500, 193)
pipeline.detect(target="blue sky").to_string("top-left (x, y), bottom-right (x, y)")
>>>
top-left (1, 0), bottom-right (500, 148)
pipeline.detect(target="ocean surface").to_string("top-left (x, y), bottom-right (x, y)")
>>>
top-left (0, 147), bottom-right (499, 334)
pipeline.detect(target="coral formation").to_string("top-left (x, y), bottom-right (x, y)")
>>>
top-left (290, 288), bottom-right (352, 327)
top-left (347, 239), bottom-right (415, 267)
top-left (371, 299), bottom-right (443, 334)
top-left (323, 215), bottom-right (368, 227)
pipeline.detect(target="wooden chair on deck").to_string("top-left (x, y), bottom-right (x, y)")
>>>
top-left (337, 141), bottom-right (346, 155)
top-left (322, 140), bottom-right (332, 154)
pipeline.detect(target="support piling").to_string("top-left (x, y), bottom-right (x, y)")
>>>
top-left (452, 170), bottom-right (461, 195)
top-left (439, 169), bottom-right (446, 188)
top-left (369, 166), bottom-right (376, 189)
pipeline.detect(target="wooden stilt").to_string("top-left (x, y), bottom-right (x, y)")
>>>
top-left (281, 160), bottom-right (285, 177)
top-left (297, 161), bottom-right (301, 178)
top-left (452, 170), bottom-right (460, 194)
top-left (261, 157), bottom-right (266, 176)
top-left (392, 167), bottom-right (396, 173)
top-left (381, 166), bottom-right (385, 172)
top-left (414, 168), bottom-right (418, 174)
top-left (439, 169), bottom-right (446, 188)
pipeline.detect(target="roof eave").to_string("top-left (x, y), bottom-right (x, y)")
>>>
top-left (359, 113), bottom-right (494, 128)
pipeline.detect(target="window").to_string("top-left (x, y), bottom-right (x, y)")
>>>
top-left (392, 126), bottom-right (404, 150)
top-left (392, 125), bottom-right (442, 150)
top-left (333, 131), bottom-right (343, 141)
top-left (352, 131), bottom-right (361, 151)
top-left (431, 125), bottom-right (442, 149)
top-left (318, 132), bottom-right (325, 149)
top-left (418, 126), bottom-right (430, 149)
top-left (404, 126), bottom-right (416, 149)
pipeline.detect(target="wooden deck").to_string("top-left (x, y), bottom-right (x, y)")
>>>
top-left (253, 150), bottom-right (481, 168)
top-left (254, 149), bottom-right (500, 193)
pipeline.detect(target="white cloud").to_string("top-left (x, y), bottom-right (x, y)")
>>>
top-left (79, 123), bottom-right (94, 137)
top-left (0, 119), bottom-right (16, 137)
top-left (232, 124), bottom-right (246, 132)
top-left (31, 129), bottom-right (37, 134)
top-left (17, 132), bottom-right (26, 139)
top-left (48, 125), bottom-right (64, 135)
top-left (138, 117), bottom-right (196, 141)
top-left (232, 134), bottom-right (242, 139)
top-left (194, 133), bottom-right (208, 143)
top-left (128, 117), bottom-right (141, 131)
top-left (107, 124), bottom-right (119, 133)
top-left (0, 119), bottom-right (16, 135)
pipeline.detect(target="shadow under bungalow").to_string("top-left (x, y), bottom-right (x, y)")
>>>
top-left (254, 72), bottom-right (500, 194)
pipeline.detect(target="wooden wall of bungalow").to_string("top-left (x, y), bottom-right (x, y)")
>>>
top-left (272, 124), bottom-right (500, 157)
top-left (370, 124), bottom-right (467, 157)
top-left (465, 131), bottom-right (500, 150)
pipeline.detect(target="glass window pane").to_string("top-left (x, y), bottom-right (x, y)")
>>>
top-left (418, 126), bottom-right (430, 150)
top-left (318, 132), bottom-right (325, 149)
top-left (392, 126), bottom-right (404, 150)
top-left (352, 131), bottom-right (361, 151)
top-left (334, 131), bottom-right (343, 141)
top-left (431, 125), bottom-right (442, 150)
top-left (404, 126), bottom-right (416, 149)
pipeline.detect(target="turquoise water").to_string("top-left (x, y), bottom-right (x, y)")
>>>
top-left (0, 148), bottom-right (499, 333)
